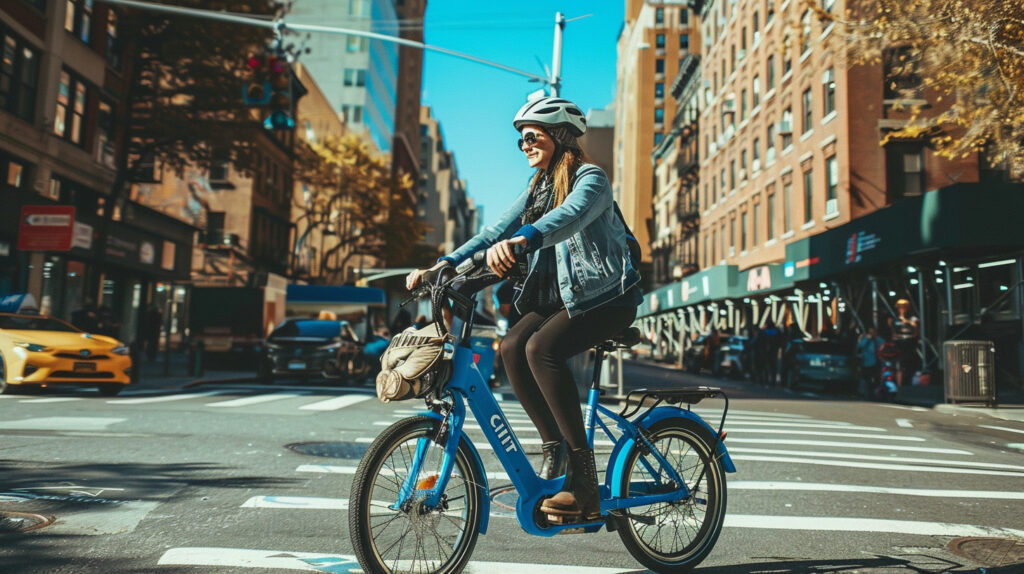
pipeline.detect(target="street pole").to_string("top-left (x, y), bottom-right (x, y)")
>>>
top-left (550, 11), bottom-right (565, 96)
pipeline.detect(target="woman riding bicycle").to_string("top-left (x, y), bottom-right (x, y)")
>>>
top-left (406, 96), bottom-right (642, 524)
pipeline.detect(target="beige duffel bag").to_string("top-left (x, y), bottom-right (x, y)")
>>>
top-left (375, 322), bottom-right (454, 402)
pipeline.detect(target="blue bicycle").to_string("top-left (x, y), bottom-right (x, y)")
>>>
top-left (349, 254), bottom-right (736, 574)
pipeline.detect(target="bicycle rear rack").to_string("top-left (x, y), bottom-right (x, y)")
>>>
top-left (618, 386), bottom-right (725, 420)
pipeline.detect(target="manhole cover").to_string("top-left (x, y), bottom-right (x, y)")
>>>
top-left (490, 485), bottom-right (518, 516)
top-left (948, 537), bottom-right (1024, 567)
top-left (0, 511), bottom-right (54, 534)
top-left (285, 441), bottom-right (369, 459)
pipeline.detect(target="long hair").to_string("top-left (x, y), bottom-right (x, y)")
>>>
top-left (529, 131), bottom-right (594, 207)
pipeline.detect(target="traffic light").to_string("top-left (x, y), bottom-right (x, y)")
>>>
top-left (263, 53), bottom-right (295, 131)
top-left (242, 54), bottom-right (271, 106)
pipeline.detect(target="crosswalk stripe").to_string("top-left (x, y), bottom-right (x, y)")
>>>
top-left (732, 453), bottom-right (1024, 477)
top-left (296, 464), bottom-right (511, 481)
top-left (19, 397), bottom-right (83, 403)
top-left (728, 447), bottom-right (1022, 471)
top-left (724, 438), bottom-right (971, 455)
top-left (299, 395), bottom-right (372, 411)
top-left (107, 390), bottom-right (228, 405)
top-left (0, 416), bottom-right (125, 431)
top-left (207, 392), bottom-right (310, 408)
top-left (158, 548), bottom-right (631, 572)
top-left (242, 496), bottom-right (350, 509)
top-left (725, 514), bottom-right (1024, 539)
top-left (980, 424), bottom-right (1024, 435)
top-left (729, 481), bottom-right (1024, 500)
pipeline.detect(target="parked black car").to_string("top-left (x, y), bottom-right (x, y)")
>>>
top-left (717, 335), bottom-right (752, 379)
top-left (259, 319), bottom-right (367, 383)
top-left (783, 339), bottom-right (855, 393)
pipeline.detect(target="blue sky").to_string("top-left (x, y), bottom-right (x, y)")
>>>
top-left (421, 3), bottom-right (625, 228)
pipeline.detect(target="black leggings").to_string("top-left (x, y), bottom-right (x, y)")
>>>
top-left (500, 304), bottom-right (637, 450)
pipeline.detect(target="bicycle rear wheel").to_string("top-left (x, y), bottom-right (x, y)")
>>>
top-left (616, 417), bottom-right (727, 573)
top-left (349, 416), bottom-right (484, 574)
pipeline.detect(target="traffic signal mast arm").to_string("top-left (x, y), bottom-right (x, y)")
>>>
top-left (96, 0), bottom-right (552, 87)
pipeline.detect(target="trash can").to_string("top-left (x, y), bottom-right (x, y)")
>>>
top-left (943, 340), bottom-right (997, 406)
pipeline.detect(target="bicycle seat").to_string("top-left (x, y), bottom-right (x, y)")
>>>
top-left (599, 326), bottom-right (644, 350)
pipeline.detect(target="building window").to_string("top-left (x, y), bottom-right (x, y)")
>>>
top-left (720, 168), bottom-right (726, 194)
top-left (823, 67), bottom-right (836, 115)
top-left (656, 8), bottom-right (664, 25)
top-left (802, 88), bottom-right (813, 133)
top-left (656, 58), bottom-right (665, 75)
top-left (803, 168), bottom-right (814, 223)
top-left (753, 12), bottom-right (760, 44)
top-left (654, 132), bottom-right (664, 146)
top-left (730, 45), bottom-right (736, 73)
top-left (741, 210), bottom-right (748, 251)
top-left (752, 75), bottom-right (760, 107)
top-left (1, 29), bottom-right (40, 122)
top-left (65, 0), bottom-right (93, 43)
top-left (655, 82), bottom-right (664, 98)
top-left (766, 55), bottom-right (775, 91)
top-left (681, 9), bottom-right (689, 25)
top-left (753, 138), bottom-right (761, 166)
top-left (740, 89), bottom-right (748, 120)
top-left (826, 155), bottom-right (839, 212)
top-left (346, 35), bottom-right (368, 52)
top-left (886, 144), bottom-right (926, 199)
top-left (344, 68), bottom-right (366, 87)
top-left (680, 34), bottom-right (689, 50)
top-left (654, 107), bottom-right (664, 123)
top-left (801, 10), bottom-right (812, 55)
top-left (767, 187), bottom-right (776, 238)
top-left (105, 10), bottom-right (121, 69)
top-left (783, 51), bottom-right (792, 76)
top-left (783, 182), bottom-right (792, 232)
top-left (883, 47), bottom-right (923, 99)
top-left (729, 159), bottom-right (736, 190)
top-left (741, 150), bottom-right (748, 176)
top-left (656, 34), bottom-right (665, 49)
top-left (823, 0), bottom-right (836, 13)
top-left (729, 213), bottom-right (735, 249)
top-left (766, 124), bottom-right (776, 162)
top-left (711, 176), bottom-right (717, 203)
top-left (779, 108), bottom-right (793, 149)
top-left (752, 202), bottom-right (760, 245)
top-left (55, 68), bottom-right (88, 146)
top-left (96, 100), bottom-right (116, 168)
top-left (767, 0), bottom-right (775, 23)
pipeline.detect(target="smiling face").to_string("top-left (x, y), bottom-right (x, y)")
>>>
top-left (519, 125), bottom-right (556, 171)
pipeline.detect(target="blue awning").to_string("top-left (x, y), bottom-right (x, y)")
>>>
top-left (286, 284), bottom-right (386, 306)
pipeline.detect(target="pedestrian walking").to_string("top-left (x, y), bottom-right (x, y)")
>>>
top-left (856, 326), bottom-right (884, 398)
top-left (405, 96), bottom-right (642, 525)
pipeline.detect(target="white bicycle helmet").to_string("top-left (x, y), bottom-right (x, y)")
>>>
top-left (512, 96), bottom-right (587, 137)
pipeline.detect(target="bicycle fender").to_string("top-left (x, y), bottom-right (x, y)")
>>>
top-left (419, 409), bottom-right (491, 534)
top-left (607, 407), bottom-right (736, 495)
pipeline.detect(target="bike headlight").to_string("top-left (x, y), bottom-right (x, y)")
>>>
top-left (14, 342), bottom-right (50, 352)
top-left (112, 345), bottom-right (130, 356)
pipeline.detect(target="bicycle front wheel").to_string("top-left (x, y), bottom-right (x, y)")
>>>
top-left (616, 417), bottom-right (727, 573)
top-left (349, 416), bottom-right (484, 574)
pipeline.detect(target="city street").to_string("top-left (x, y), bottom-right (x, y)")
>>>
top-left (2, 361), bottom-right (1023, 573)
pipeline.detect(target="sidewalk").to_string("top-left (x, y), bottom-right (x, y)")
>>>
top-left (130, 351), bottom-right (258, 391)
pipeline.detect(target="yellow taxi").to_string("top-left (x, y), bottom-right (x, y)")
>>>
top-left (0, 312), bottom-right (133, 396)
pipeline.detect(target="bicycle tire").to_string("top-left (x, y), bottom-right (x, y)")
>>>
top-left (615, 417), bottom-right (727, 573)
top-left (349, 416), bottom-right (484, 574)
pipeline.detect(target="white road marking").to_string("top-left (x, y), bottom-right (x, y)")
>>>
top-left (299, 394), bottom-right (372, 411)
top-left (727, 447), bottom-right (1024, 471)
top-left (732, 454), bottom-right (1024, 477)
top-left (725, 514), bottom-right (1024, 539)
top-left (1009, 443), bottom-right (1024, 451)
top-left (729, 481), bottom-right (1024, 500)
top-left (206, 392), bottom-right (310, 408)
top-left (296, 464), bottom-right (511, 481)
top-left (242, 496), bottom-right (351, 509)
top-left (107, 390), bottom-right (228, 404)
top-left (980, 424), bottom-right (1024, 435)
top-left (0, 417), bottom-right (125, 431)
top-left (158, 548), bottom-right (630, 573)
top-left (724, 438), bottom-right (971, 455)
top-left (876, 404), bottom-right (929, 412)
top-left (18, 397), bottom-right (83, 403)
top-left (895, 418), bottom-right (914, 428)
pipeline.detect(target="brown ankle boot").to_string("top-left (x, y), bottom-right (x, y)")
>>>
top-left (539, 440), bottom-right (567, 480)
top-left (540, 447), bottom-right (601, 523)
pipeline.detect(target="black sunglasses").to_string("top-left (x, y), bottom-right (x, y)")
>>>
top-left (517, 132), bottom-right (542, 151)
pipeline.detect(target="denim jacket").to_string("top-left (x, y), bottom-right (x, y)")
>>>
top-left (440, 163), bottom-right (642, 317)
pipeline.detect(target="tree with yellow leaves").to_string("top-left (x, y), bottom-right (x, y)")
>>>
top-left (805, 0), bottom-right (1024, 171)
top-left (293, 133), bottom-right (426, 284)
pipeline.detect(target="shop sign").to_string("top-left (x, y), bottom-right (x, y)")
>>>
top-left (746, 265), bottom-right (772, 291)
top-left (161, 241), bottom-right (176, 271)
top-left (140, 241), bottom-right (155, 265)
top-left (845, 231), bottom-right (881, 264)
top-left (105, 236), bottom-right (138, 260)
top-left (17, 206), bottom-right (75, 252)
top-left (72, 221), bottom-right (93, 250)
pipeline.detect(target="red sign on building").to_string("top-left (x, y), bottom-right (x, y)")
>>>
top-left (17, 205), bottom-right (76, 252)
